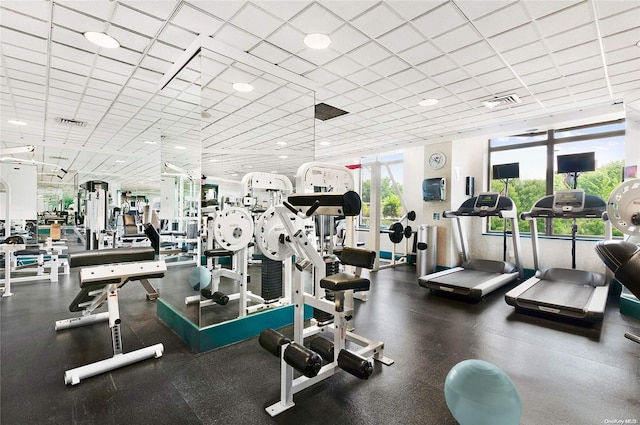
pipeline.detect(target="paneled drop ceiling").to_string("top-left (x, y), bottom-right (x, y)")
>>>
top-left (1, 0), bottom-right (639, 192)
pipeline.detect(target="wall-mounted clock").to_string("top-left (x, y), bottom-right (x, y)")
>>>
top-left (428, 151), bottom-right (446, 170)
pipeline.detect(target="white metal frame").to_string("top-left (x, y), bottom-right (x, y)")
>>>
top-left (55, 260), bottom-right (166, 385)
top-left (265, 204), bottom-right (393, 416)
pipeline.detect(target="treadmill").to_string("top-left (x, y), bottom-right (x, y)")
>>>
top-left (505, 189), bottom-right (611, 321)
top-left (418, 192), bottom-right (524, 300)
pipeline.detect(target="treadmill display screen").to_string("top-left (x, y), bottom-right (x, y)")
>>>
top-left (474, 193), bottom-right (499, 211)
top-left (553, 190), bottom-right (585, 211)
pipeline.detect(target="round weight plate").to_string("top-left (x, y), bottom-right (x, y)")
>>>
top-left (255, 207), bottom-right (298, 261)
top-left (607, 180), bottom-right (640, 236)
top-left (404, 225), bottom-right (413, 239)
top-left (407, 210), bottom-right (416, 221)
top-left (213, 207), bottom-right (255, 251)
top-left (388, 222), bottom-right (404, 244)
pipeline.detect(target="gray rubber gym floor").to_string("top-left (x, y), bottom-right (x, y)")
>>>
top-left (2, 249), bottom-right (639, 425)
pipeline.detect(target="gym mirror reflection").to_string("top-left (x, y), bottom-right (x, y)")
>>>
top-left (157, 38), bottom-right (316, 330)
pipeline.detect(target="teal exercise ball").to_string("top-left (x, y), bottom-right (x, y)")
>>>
top-left (444, 359), bottom-right (521, 425)
top-left (188, 266), bottom-right (211, 291)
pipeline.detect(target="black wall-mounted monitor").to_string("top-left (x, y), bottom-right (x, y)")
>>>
top-left (492, 162), bottom-right (520, 180)
top-left (557, 152), bottom-right (595, 174)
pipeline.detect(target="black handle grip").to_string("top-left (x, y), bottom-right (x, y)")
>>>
top-left (283, 201), bottom-right (299, 215)
top-left (305, 200), bottom-right (321, 217)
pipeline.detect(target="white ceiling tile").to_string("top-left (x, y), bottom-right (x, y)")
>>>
top-left (171, 4), bottom-right (224, 37)
top-left (249, 42), bottom-right (291, 65)
top-left (512, 55), bottom-right (554, 75)
top-left (342, 87), bottom-right (375, 102)
top-left (229, 3), bottom-right (284, 39)
top-left (214, 23), bottom-right (261, 52)
top-left (296, 46), bottom-right (342, 66)
top-left (415, 55), bottom-right (456, 76)
top-left (346, 68), bottom-right (382, 86)
top-left (320, 1), bottom-right (377, 22)
top-left (351, 3), bottom-right (404, 39)
top-left (266, 24), bottom-right (306, 55)
top-left (534, 2), bottom-right (593, 38)
top-left (520, 68), bottom-right (562, 86)
top-left (289, 3), bottom-right (344, 34)
top-left (455, 0), bottom-right (517, 20)
top-left (1, 43), bottom-right (48, 66)
top-left (388, 67), bottom-right (427, 86)
top-left (562, 68), bottom-right (607, 86)
top-left (323, 56), bottom-right (362, 77)
top-left (500, 41), bottom-right (547, 65)
top-left (522, 0), bottom-right (582, 20)
top-left (606, 46), bottom-right (640, 65)
top-left (431, 68), bottom-right (470, 86)
top-left (369, 55), bottom-right (410, 77)
top-left (348, 42), bottom-right (391, 67)
top-left (602, 28), bottom-right (640, 53)
top-left (376, 23), bottom-right (424, 53)
top-left (544, 24), bottom-right (598, 52)
top-left (147, 41), bottom-right (185, 63)
top-left (0, 8), bottom-right (50, 38)
top-left (473, 2), bottom-right (529, 37)
top-left (489, 23), bottom-right (540, 52)
top-left (448, 40), bottom-right (495, 66)
top-left (112, 3), bottom-right (166, 38)
top-left (107, 26), bottom-right (153, 52)
top-left (1, 0), bottom-right (51, 21)
top-left (277, 55), bottom-right (316, 75)
top-left (396, 41), bottom-right (441, 66)
top-left (0, 28), bottom-right (48, 55)
top-left (120, 1), bottom-right (178, 21)
top-left (387, 0), bottom-right (446, 21)
top-left (433, 24), bottom-right (482, 53)
top-left (598, 6), bottom-right (640, 37)
top-left (323, 78), bottom-right (359, 94)
top-left (49, 55), bottom-right (92, 76)
top-left (607, 58), bottom-right (640, 77)
top-left (51, 43), bottom-right (95, 68)
top-left (445, 78), bottom-right (480, 95)
top-left (412, 2), bottom-right (466, 38)
top-left (474, 67), bottom-right (516, 86)
top-left (528, 78), bottom-right (566, 95)
top-left (464, 56), bottom-right (505, 75)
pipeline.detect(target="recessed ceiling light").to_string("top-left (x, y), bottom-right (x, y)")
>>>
top-left (8, 119), bottom-right (27, 126)
top-left (419, 98), bottom-right (439, 107)
top-left (304, 33), bottom-right (331, 49)
top-left (232, 82), bottom-right (253, 92)
top-left (83, 31), bottom-right (120, 49)
top-left (276, 141), bottom-right (287, 146)
top-left (279, 155), bottom-right (288, 159)
top-left (175, 145), bottom-right (186, 150)
top-left (144, 140), bottom-right (156, 145)
top-left (319, 141), bottom-right (331, 146)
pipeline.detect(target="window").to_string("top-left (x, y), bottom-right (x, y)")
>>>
top-left (488, 119), bottom-right (625, 238)
top-left (360, 153), bottom-right (404, 228)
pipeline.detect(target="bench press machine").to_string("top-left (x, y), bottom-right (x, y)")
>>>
top-left (55, 246), bottom-right (165, 385)
top-left (259, 191), bottom-right (393, 416)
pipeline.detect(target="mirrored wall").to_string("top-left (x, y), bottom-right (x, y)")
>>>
top-left (158, 37), bottom-right (316, 328)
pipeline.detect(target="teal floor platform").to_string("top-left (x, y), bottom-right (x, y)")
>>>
top-left (157, 298), bottom-right (311, 352)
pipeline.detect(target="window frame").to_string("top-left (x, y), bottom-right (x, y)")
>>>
top-left (487, 118), bottom-right (625, 238)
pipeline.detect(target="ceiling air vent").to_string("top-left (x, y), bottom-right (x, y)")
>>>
top-left (482, 94), bottom-right (522, 110)
top-left (55, 117), bottom-right (87, 127)
top-left (315, 103), bottom-right (349, 121)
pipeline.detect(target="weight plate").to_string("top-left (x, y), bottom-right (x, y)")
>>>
top-left (255, 207), bottom-right (298, 261)
top-left (607, 180), bottom-right (640, 236)
top-left (389, 222), bottom-right (404, 244)
top-left (213, 207), bottom-right (254, 251)
top-left (404, 225), bottom-right (413, 238)
top-left (407, 210), bottom-right (416, 221)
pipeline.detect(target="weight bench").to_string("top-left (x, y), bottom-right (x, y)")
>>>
top-left (55, 247), bottom-right (166, 385)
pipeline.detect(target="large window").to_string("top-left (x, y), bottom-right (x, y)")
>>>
top-left (488, 119), bottom-right (625, 238)
top-left (360, 153), bottom-right (404, 228)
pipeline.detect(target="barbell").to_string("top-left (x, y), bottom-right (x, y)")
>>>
top-left (382, 210), bottom-right (416, 244)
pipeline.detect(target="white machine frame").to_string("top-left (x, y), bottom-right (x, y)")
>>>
top-left (55, 259), bottom-right (165, 385)
top-left (264, 202), bottom-right (393, 416)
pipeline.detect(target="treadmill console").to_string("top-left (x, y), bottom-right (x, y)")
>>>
top-left (552, 190), bottom-right (585, 213)
top-left (473, 193), bottom-right (500, 212)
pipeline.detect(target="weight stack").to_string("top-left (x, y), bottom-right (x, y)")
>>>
top-left (261, 257), bottom-right (283, 301)
top-left (314, 256), bottom-right (340, 324)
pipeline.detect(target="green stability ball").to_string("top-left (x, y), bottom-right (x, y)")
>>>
top-left (188, 266), bottom-right (211, 291)
top-left (444, 359), bottom-right (521, 425)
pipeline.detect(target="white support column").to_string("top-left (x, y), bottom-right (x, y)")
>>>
top-left (368, 162), bottom-right (381, 269)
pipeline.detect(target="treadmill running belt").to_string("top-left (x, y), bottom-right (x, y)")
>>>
top-left (428, 270), bottom-right (504, 289)
top-left (518, 280), bottom-right (593, 311)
